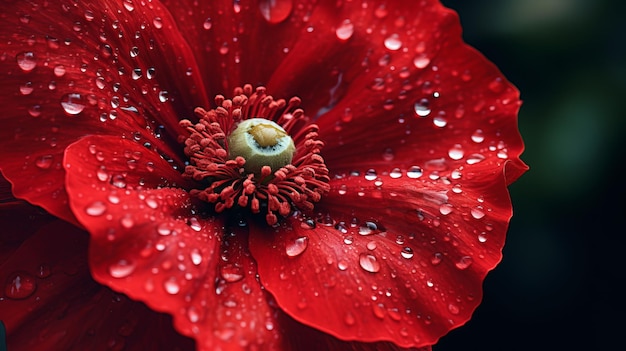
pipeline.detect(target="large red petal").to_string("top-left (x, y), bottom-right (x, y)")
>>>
top-left (63, 135), bottom-right (286, 350)
top-left (250, 167), bottom-right (514, 347)
top-left (0, 0), bottom-right (208, 223)
top-left (0, 220), bottom-right (195, 351)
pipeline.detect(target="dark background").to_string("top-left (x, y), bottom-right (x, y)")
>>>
top-left (437, 1), bottom-right (623, 350)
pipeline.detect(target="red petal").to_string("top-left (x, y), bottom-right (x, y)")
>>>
top-left (250, 168), bottom-right (514, 347)
top-left (0, 220), bottom-right (195, 351)
top-left (63, 135), bottom-right (285, 350)
top-left (0, 0), bottom-right (209, 223)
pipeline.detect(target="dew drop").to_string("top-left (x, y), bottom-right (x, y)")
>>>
top-left (413, 101), bottom-right (431, 117)
top-left (190, 249), bottom-right (203, 265)
top-left (390, 168), bottom-right (402, 179)
top-left (337, 260), bottom-right (348, 271)
top-left (20, 82), bottom-right (33, 95)
top-left (455, 256), bottom-right (473, 270)
top-left (384, 34), bottom-right (402, 51)
top-left (448, 144), bottom-right (464, 160)
top-left (5, 272), bottom-right (37, 299)
top-left (259, 0), bottom-right (293, 24)
top-left (220, 264), bottom-right (244, 283)
top-left (109, 260), bottom-right (136, 278)
top-left (163, 277), bottom-right (180, 294)
top-left (187, 306), bottom-right (200, 323)
top-left (471, 206), bottom-right (486, 219)
top-left (123, 0), bottom-right (135, 11)
top-left (16, 52), bottom-right (37, 72)
top-left (85, 201), bottom-right (106, 216)
top-left (286, 236), bottom-right (308, 257)
top-left (466, 153), bottom-right (486, 165)
top-left (433, 116), bottom-right (447, 127)
top-left (401, 247), bottom-right (414, 259)
top-left (406, 166), bottom-right (423, 179)
top-left (431, 252), bottom-right (443, 265)
top-left (344, 311), bottom-right (356, 326)
top-left (60, 93), bottom-right (86, 115)
top-left (53, 65), bottom-right (66, 77)
top-left (358, 221), bottom-right (378, 236)
top-left (364, 169), bottom-right (377, 181)
top-left (359, 253), bottom-right (380, 273)
top-left (152, 17), bottom-right (163, 29)
top-left (448, 303), bottom-right (460, 315)
top-left (203, 18), bottom-right (213, 30)
top-left (335, 19), bottom-right (354, 41)
top-left (366, 241), bottom-right (377, 251)
top-left (471, 129), bottom-right (485, 143)
top-left (35, 155), bottom-right (53, 169)
top-left (413, 54), bottom-right (431, 69)
top-left (439, 203), bottom-right (453, 215)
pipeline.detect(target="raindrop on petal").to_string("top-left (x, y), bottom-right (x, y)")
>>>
top-left (109, 260), bottom-right (136, 278)
top-left (60, 93), bottom-right (86, 115)
top-left (85, 201), bottom-right (107, 216)
top-left (359, 253), bottom-right (380, 273)
top-left (335, 19), bottom-right (354, 41)
top-left (259, 0), bottom-right (293, 24)
top-left (5, 272), bottom-right (37, 299)
top-left (16, 52), bottom-right (37, 72)
top-left (163, 277), bottom-right (180, 294)
top-left (384, 34), bottom-right (402, 51)
top-left (456, 256), bottom-right (473, 270)
top-left (286, 236), bottom-right (308, 257)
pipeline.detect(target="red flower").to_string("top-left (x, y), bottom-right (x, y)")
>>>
top-left (0, 0), bottom-right (527, 350)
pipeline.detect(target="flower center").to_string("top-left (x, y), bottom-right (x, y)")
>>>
top-left (180, 85), bottom-right (330, 225)
top-left (227, 118), bottom-right (296, 174)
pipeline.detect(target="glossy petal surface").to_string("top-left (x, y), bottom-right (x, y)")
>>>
top-left (0, 220), bottom-right (195, 351)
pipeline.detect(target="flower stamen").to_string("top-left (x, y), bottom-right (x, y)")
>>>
top-left (180, 85), bottom-right (330, 225)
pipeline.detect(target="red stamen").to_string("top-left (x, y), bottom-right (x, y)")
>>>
top-left (180, 85), bottom-right (330, 225)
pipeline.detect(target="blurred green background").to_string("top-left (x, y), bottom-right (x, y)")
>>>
top-left (437, 0), bottom-right (622, 350)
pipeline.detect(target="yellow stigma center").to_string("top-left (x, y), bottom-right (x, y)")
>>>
top-left (249, 123), bottom-right (286, 147)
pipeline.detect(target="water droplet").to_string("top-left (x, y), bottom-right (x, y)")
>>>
top-left (431, 252), bottom-right (443, 265)
top-left (359, 253), bottom-right (380, 273)
top-left (60, 93), bottom-right (86, 115)
top-left (187, 306), bottom-right (200, 323)
top-left (5, 272), bottom-right (37, 299)
top-left (190, 249), bottom-right (203, 265)
top-left (466, 153), bottom-right (486, 165)
top-left (358, 221), bottom-right (378, 236)
top-left (448, 303), bottom-right (460, 315)
top-left (337, 260), bottom-right (348, 271)
top-left (53, 65), bottom-right (66, 77)
top-left (158, 90), bottom-right (169, 102)
top-left (152, 17), bottom-right (163, 29)
top-left (413, 54), bottom-right (431, 69)
top-left (35, 155), bottom-right (53, 169)
top-left (471, 206), bottom-right (485, 219)
top-left (401, 247), bottom-right (414, 259)
top-left (448, 144), bottom-right (464, 160)
top-left (202, 17), bottom-right (212, 30)
top-left (163, 277), bottom-right (180, 294)
top-left (157, 223), bottom-right (174, 236)
top-left (384, 34), bottom-right (402, 51)
top-left (109, 260), bottom-right (136, 278)
top-left (20, 82), bottom-right (33, 95)
top-left (364, 169), bottom-right (377, 181)
top-left (259, 0), bottom-right (293, 24)
top-left (390, 168), bottom-right (402, 179)
top-left (286, 236), bottom-right (308, 257)
top-left (455, 256), bottom-right (473, 270)
top-left (439, 203), bottom-right (453, 215)
top-left (335, 19), bottom-right (354, 41)
top-left (120, 214), bottom-right (134, 229)
top-left (123, 0), bottom-right (135, 11)
top-left (366, 241), bottom-right (377, 250)
top-left (340, 311), bottom-right (355, 326)
top-left (413, 100), bottom-right (431, 117)
top-left (220, 264), bottom-right (244, 282)
top-left (433, 116), bottom-right (447, 127)
top-left (406, 166), bottom-right (423, 179)
top-left (85, 201), bottom-right (106, 216)
top-left (16, 52), bottom-right (37, 72)
top-left (471, 129), bottom-right (485, 143)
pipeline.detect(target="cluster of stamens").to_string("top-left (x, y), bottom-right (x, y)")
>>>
top-left (180, 85), bottom-right (330, 225)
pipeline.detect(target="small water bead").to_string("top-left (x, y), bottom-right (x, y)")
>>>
top-left (335, 19), bottom-right (354, 41)
top-left (358, 221), bottom-right (379, 236)
top-left (53, 65), bottom-right (66, 77)
top-left (152, 17), bottom-right (163, 29)
top-left (413, 100), bottom-right (431, 117)
top-left (448, 303), bottom-right (460, 315)
top-left (220, 264), bottom-right (244, 282)
top-left (20, 82), bottom-right (33, 95)
top-left (190, 249), bottom-right (203, 265)
top-left (60, 93), bottom-right (86, 115)
top-left (109, 260), bottom-right (136, 278)
top-left (406, 166), bottom-right (423, 179)
top-left (400, 247), bottom-right (414, 259)
top-left (285, 236), bottom-right (308, 257)
top-left (478, 233), bottom-right (488, 243)
top-left (344, 311), bottom-right (356, 326)
top-left (359, 253), bottom-right (380, 273)
top-left (35, 155), bottom-right (53, 169)
top-left (471, 206), bottom-right (486, 219)
top-left (448, 144), bottom-right (464, 160)
top-left (431, 252), bottom-right (443, 265)
top-left (163, 277), bottom-right (180, 295)
top-left (384, 34), bottom-right (402, 51)
top-left (5, 272), bottom-right (37, 299)
top-left (202, 17), bottom-right (213, 30)
top-left (433, 116), bottom-right (447, 128)
top-left (366, 241), bottom-right (377, 251)
top-left (120, 214), bottom-right (134, 229)
top-left (466, 153), bottom-right (485, 165)
top-left (85, 201), bottom-right (107, 216)
top-left (157, 223), bottom-right (174, 236)
top-left (439, 203), bottom-right (453, 215)
top-left (16, 51), bottom-right (37, 72)
top-left (471, 129), bottom-right (485, 143)
top-left (130, 46), bottom-right (139, 58)
top-left (259, 0), bottom-right (293, 24)
top-left (455, 256), bottom-right (473, 270)
top-left (390, 168), bottom-right (402, 179)
top-left (123, 0), bottom-right (135, 11)
top-left (364, 169), bottom-right (377, 181)
top-left (158, 90), bottom-right (168, 102)
top-left (337, 260), bottom-right (348, 271)
top-left (28, 105), bottom-right (42, 117)
top-left (413, 54), bottom-right (431, 69)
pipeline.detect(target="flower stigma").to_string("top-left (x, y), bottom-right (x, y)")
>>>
top-left (228, 118), bottom-right (296, 174)
top-left (179, 85), bottom-right (330, 225)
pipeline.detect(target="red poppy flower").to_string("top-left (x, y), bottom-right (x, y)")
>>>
top-left (0, 0), bottom-right (527, 350)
